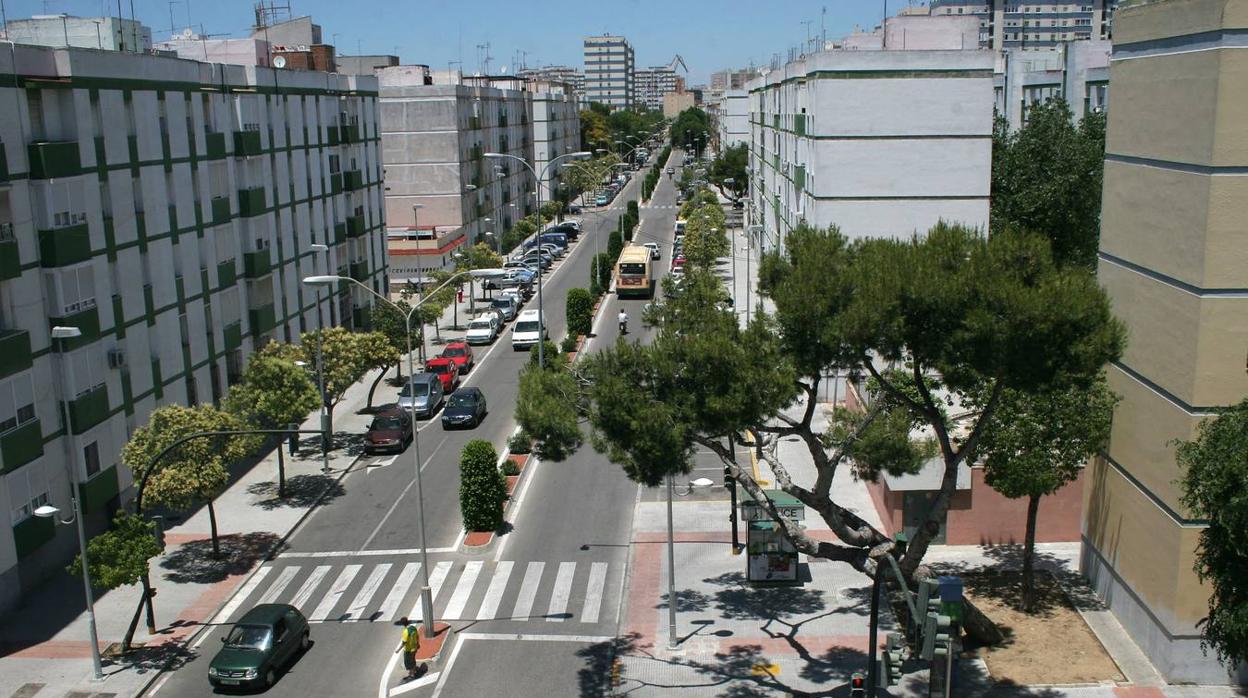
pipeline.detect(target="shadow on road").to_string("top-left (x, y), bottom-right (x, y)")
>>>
top-left (160, 531), bottom-right (282, 584)
top-left (246, 473), bottom-right (346, 510)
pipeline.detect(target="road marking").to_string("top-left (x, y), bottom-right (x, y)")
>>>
top-left (458, 632), bottom-right (615, 643)
top-left (376, 562), bottom-right (420, 622)
top-left (289, 564), bottom-right (331, 612)
top-left (581, 562), bottom-right (608, 624)
top-left (310, 563), bottom-right (362, 621)
top-left (546, 561), bottom-right (576, 622)
top-left (277, 547), bottom-right (455, 559)
top-left (441, 560), bottom-right (483, 620)
top-left (492, 454), bottom-right (539, 562)
top-left (428, 631), bottom-right (465, 698)
top-left (210, 565), bottom-right (271, 624)
top-left (410, 560), bottom-right (452, 621)
top-left (367, 455), bottom-right (399, 473)
top-left (475, 560), bottom-right (513, 620)
top-left (511, 561), bottom-right (544, 620)
top-left (345, 562), bottom-right (392, 621)
top-left (387, 671), bottom-right (441, 696)
top-left (258, 565), bottom-right (301, 604)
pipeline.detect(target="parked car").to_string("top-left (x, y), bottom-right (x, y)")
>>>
top-left (517, 252), bottom-right (552, 270)
top-left (398, 372), bottom-right (444, 418)
top-left (208, 604), bottom-right (309, 691)
top-left (440, 341), bottom-right (475, 374)
top-left (441, 387), bottom-right (488, 429)
top-left (465, 314), bottom-right (501, 345)
top-left (499, 278), bottom-right (533, 301)
top-left (643, 242), bottom-right (660, 260)
top-left (491, 295), bottom-right (519, 322)
top-left (595, 194), bottom-right (610, 206)
top-left (512, 309), bottom-right (547, 351)
top-left (539, 232), bottom-right (569, 249)
top-left (364, 408), bottom-right (413, 454)
top-left (425, 357), bottom-right (461, 392)
top-left (666, 167), bottom-right (675, 174)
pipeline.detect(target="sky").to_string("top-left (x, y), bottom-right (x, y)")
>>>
top-left (3, 0), bottom-right (898, 83)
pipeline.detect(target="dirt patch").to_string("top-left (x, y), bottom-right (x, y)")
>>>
top-left (963, 570), bottom-right (1124, 686)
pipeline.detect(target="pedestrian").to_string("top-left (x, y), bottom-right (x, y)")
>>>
top-left (396, 617), bottom-right (421, 679)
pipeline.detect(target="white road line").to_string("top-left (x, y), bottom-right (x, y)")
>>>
top-left (458, 632), bottom-right (615, 643)
top-left (289, 564), bottom-right (331, 612)
top-left (258, 565), bottom-right (300, 605)
top-left (278, 547), bottom-right (456, 559)
top-left (511, 561), bottom-right (544, 620)
top-left (376, 562), bottom-right (420, 622)
top-left (410, 560), bottom-right (452, 621)
top-left (492, 455), bottom-right (539, 562)
top-left (428, 632), bottom-right (465, 698)
top-left (475, 560), bottom-right (513, 620)
top-left (387, 671), bottom-right (441, 696)
top-left (310, 564), bottom-right (362, 622)
top-left (546, 562), bottom-right (576, 622)
top-left (345, 563), bottom-right (392, 622)
top-left (441, 560), bottom-right (483, 620)
top-left (581, 562), bottom-right (608, 624)
top-left (211, 565), bottom-right (271, 625)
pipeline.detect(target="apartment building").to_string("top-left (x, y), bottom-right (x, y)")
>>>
top-left (530, 83), bottom-right (582, 203)
top-left (0, 45), bottom-right (386, 613)
top-left (0, 14), bottom-right (152, 52)
top-left (583, 35), bottom-right (634, 110)
top-left (710, 68), bottom-right (762, 92)
top-left (1085, 0), bottom-right (1248, 684)
top-left (715, 89), bottom-right (749, 151)
top-left (995, 39), bottom-right (1110, 130)
top-left (930, 0), bottom-right (1119, 51)
top-left (517, 65), bottom-right (584, 103)
top-left (635, 65), bottom-right (682, 111)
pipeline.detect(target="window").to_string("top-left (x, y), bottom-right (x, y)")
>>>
top-left (44, 264), bottom-right (97, 315)
top-left (65, 345), bottom-right (106, 397)
top-left (83, 441), bottom-right (100, 477)
top-left (0, 374), bottom-right (36, 434)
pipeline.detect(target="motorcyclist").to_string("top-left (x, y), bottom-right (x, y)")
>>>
top-left (618, 310), bottom-right (629, 334)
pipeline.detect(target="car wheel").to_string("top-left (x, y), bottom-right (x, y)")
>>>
top-left (266, 668), bottom-right (277, 687)
top-left (300, 630), bottom-right (310, 652)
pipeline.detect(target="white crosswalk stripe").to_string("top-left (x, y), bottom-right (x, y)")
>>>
top-left (344, 563), bottom-right (391, 622)
top-left (547, 562), bottom-right (576, 622)
top-left (376, 562), bottom-right (420, 622)
top-left (512, 561), bottom-right (545, 621)
top-left (581, 562), bottom-right (608, 624)
top-left (289, 565), bottom-right (331, 612)
top-left (476, 561), bottom-right (513, 620)
top-left (310, 564), bottom-right (361, 621)
top-left (442, 560), bottom-right (483, 620)
top-left (258, 565), bottom-right (301, 605)
top-left (214, 565), bottom-right (271, 624)
top-left (411, 561), bottom-right (453, 621)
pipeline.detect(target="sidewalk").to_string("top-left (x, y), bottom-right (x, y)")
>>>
top-left (0, 289), bottom-right (476, 698)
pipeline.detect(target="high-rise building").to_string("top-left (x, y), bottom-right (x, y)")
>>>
top-left (929, 0), bottom-right (1120, 51)
top-left (635, 57), bottom-right (686, 112)
top-left (0, 44), bottom-right (385, 613)
top-left (582, 35), bottom-right (634, 110)
top-left (517, 66), bottom-right (584, 102)
top-left (1085, 0), bottom-right (1248, 685)
top-left (0, 14), bottom-right (151, 52)
top-left (710, 68), bottom-right (761, 92)
top-left (529, 83), bottom-right (583, 203)
top-left (994, 40), bottom-right (1110, 132)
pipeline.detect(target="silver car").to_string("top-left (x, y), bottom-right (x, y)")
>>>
top-left (398, 373), bottom-right (444, 418)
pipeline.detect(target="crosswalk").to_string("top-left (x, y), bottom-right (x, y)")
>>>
top-left (217, 559), bottom-right (615, 627)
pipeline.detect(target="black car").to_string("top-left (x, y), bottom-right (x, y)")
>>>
top-left (550, 222), bottom-right (580, 241)
top-left (441, 387), bottom-right (487, 429)
top-left (208, 604), bottom-right (310, 691)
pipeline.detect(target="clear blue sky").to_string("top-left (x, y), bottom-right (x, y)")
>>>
top-left (5, 0), bottom-right (896, 83)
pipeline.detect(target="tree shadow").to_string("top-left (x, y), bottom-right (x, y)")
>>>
top-left (245, 474), bottom-right (347, 510)
top-left (960, 569), bottom-right (1085, 621)
top-left (159, 531), bottom-right (281, 584)
top-left (575, 632), bottom-right (639, 697)
top-left (119, 639), bottom-right (200, 676)
top-left (657, 588), bottom-right (712, 613)
top-left (703, 572), bottom-right (827, 621)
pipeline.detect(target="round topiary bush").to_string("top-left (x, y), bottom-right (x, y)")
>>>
top-left (459, 439), bottom-right (505, 533)
top-left (565, 288), bottom-right (593, 337)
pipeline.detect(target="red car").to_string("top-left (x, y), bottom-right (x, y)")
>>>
top-left (425, 357), bottom-right (461, 392)
top-left (440, 341), bottom-right (475, 374)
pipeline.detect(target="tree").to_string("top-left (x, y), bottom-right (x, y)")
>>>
top-left (370, 292), bottom-right (415, 390)
top-left (265, 328), bottom-right (399, 435)
top-left (1176, 398), bottom-right (1248, 667)
top-left (991, 98), bottom-right (1107, 270)
top-left (971, 373), bottom-right (1118, 611)
top-left (590, 252), bottom-right (612, 296)
top-left (580, 108), bottom-right (611, 153)
top-left (565, 155), bottom-right (620, 203)
top-left (566, 288), bottom-right (594, 337)
top-left (458, 439), bottom-right (506, 533)
top-left (709, 143), bottom-right (748, 201)
top-left (607, 230), bottom-right (624, 262)
top-left (223, 348), bottom-right (320, 431)
top-left (455, 242), bottom-right (504, 272)
top-left (67, 511), bottom-right (164, 653)
top-left (670, 107), bottom-right (711, 153)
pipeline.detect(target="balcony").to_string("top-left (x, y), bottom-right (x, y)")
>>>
top-left (346, 214), bottom-right (366, 238)
top-left (340, 123), bottom-right (361, 144)
top-left (27, 141), bottom-right (81, 179)
top-left (249, 303), bottom-right (276, 336)
top-left (349, 260), bottom-right (369, 281)
top-left (0, 329), bottom-right (32, 380)
top-left (0, 419), bottom-right (43, 474)
top-left (0, 224), bottom-right (18, 280)
top-left (210, 196), bottom-right (231, 225)
top-left (217, 259), bottom-right (237, 287)
top-left (330, 172), bottom-right (343, 194)
top-left (65, 384), bottom-right (110, 432)
top-left (49, 306), bottom-right (100, 351)
top-left (237, 187), bottom-right (266, 217)
top-left (794, 113), bottom-right (807, 137)
top-left (79, 464), bottom-right (119, 514)
top-left (326, 125), bottom-right (340, 146)
top-left (342, 169), bottom-right (364, 191)
top-left (233, 129), bottom-right (262, 156)
top-left (243, 248), bottom-right (272, 278)
top-left (333, 222), bottom-right (347, 245)
top-left (222, 320), bottom-right (242, 351)
top-left (352, 306), bottom-right (371, 330)
top-left (205, 131), bottom-right (227, 159)
top-left (794, 165), bottom-right (806, 193)
top-left (12, 512), bottom-right (54, 558)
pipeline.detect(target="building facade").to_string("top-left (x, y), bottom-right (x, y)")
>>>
top-left (716, 89), bottom-right (749, 151)
top-left (746, 46), bottom-right (992, 247)
top-left (1084, 0), bottom-right (1248, 684)
top-left (994, 40), bottom-right (1110, 131)
top-left (530, 84), bottom-right (582, 203)
top-left (0, 14), bottom-right (151, 52)
top-left (635, 66), bottom-right (681, 111)
top-left (583, 35), bottom-right (634, 110)
top-left (929, 0), bottom-right (1120, 51)
top-left (517, 66), bottom-right (584, 103)
top-left (0, 45), bottom-right (386, 614)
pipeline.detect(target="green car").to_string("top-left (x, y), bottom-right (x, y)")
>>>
top-left (208, 604), bottom-right (310, 690)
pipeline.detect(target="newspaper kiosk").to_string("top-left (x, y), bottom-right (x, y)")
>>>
top-left (741, 490), bottom-right (804, 584)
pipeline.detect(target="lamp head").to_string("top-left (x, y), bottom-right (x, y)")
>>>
top-left (302, 275), bottom-right (341, 286)
top-left (484, 152), bottom-right (504, 159)
top-left (309, 243), bottom-right (329, 252)
top-left (33, 505), bottom-right (60, 519)
top-left (50, 326), bottom-right (82, 340)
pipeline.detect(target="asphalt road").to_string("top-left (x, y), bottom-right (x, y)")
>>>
top-left (150, 152), bottom-right (670, 698)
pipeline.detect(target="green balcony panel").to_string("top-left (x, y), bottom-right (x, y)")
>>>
top-left (341, 124), bottom-right (360, 144)
top-left (205, 132), bottom-right (226, 159)
top-left (126, 135), bottom-right (139, 163)
top-left (343, 170), bottom-right (364, 191)
top-left (48, 306), bottom-right (100, 351)
top-left (210, 196), bottom-right (231, 225)
top-left (249, 304), bottom-right (276, 336)
top-left (0, 141), bottom-right (8, 181)
top-left (352, 306), bottom-right (372, 330)
top-left (217, 259), bottom-right (237, 287)
top-left (333, 223), bottom-right (347, 245)
top-left (37, 223), bottom-right (91, 267)
top-left (66, 385), bottom-right (110, 433)
top-left (346, 215), bottom-right (366, 238)
top-left (349, 261), bottom-right (369, 281)
top-left (233, 130), bottom-right (262, 156)
top-left (0, 419), bottom-right (43, 474)
top-left (0, 330), bottom-right (33, 380)
top-left (0, 238), bottom-right (18, 280)
top-left (326, 126), bottom-right (340, 146)
top-left (222, 321), bottom-right (242, 351)
top-left (13, 514), bottom-right (55, 558)
top-left (794, 165), bottom-right (806, 193)
top-left (175, 275), bottom-right (185, 302)
top-left (27, 141), bottom-right (82, 179)
top-left (243, 248), bottom-right (272, 278)
top-left (330, 172), bottom-right (343, 194)
top-left (79, 464), bottom-right (119, 514)
top-left (237, 187), bottom-right (266, 217)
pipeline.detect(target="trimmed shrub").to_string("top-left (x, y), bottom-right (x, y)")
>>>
top-left (591, 253), bottom-right (613, 291)
top-left (501, 459), bottom-right (520, 477)
top-left (459, 440), bottom-right (505, 532)
top-left (561, 334), bottom-right (579, 354)
top-left (508, 431), bottom-right (532, 454)
top-left (607, 230), bottom-right (624, 262)
top-left (565, 288), bottom-right (594, 337)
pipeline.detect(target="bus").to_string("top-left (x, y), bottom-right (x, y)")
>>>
top-left (615, 246), bottom-right (654, 299)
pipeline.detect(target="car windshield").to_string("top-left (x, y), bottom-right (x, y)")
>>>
top-left (443, 347), bottom-right (465, 357)
top-left (620, 263), bottom-right (647, 275)
top-left (448, 392), bottom-right (477, 407)
top-left (427, 363), bottom-right (450, 374)
top-left (469, 320), bottom-right (492, 330)
top-left (492, 300), bottom-right (510, 308)
top-left (224, 625), bottom-right (272, 650)
top-left (400, 382), bottom-right (430, 397)
top-left (371, 416), bottom-right (404, 430)
top-left (515, 321), bottom-right (540, 333)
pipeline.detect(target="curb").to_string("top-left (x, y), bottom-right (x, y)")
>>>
top-left (455, 426), bottom-right (537, 554)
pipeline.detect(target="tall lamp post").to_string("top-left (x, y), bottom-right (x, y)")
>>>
top-left (484, 150), bottom-right (591, 368)
top-left (306, 243), bottom-right (332, 473)
top-left (47, 325), bottom-right (104, 681)
top-left (303, 268), bottom-right (500, 639)
top-left (410, 203), bottom-right (424, 236)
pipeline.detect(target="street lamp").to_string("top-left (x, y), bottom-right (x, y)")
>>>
top-left (307, 243), bottom-right (332, 474)
top-left (48, 325), bottom-right (103, 681)
top-left (302, 268), bottom-right (501, 639)
top-left (411, 203), bottom-right (425, 236)
top-left (484, 150), bottom-right (591, 367)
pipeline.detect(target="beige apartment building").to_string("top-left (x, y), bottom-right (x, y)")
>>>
top-left (1085, 0), bottom-right (1248, 684)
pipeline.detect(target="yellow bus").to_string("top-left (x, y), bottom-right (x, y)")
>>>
top-left (615, 246), bottom-right (654, 299)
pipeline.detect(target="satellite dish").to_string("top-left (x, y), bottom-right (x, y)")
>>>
top-left (273, 55), bottom-right (287, 68)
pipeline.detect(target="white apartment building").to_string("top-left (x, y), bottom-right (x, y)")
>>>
top-left (518, 66), bottom-right (584, 103)
top-left (635, 66), bottom-right (681, 111)
top-left (929, 0), bottom-right (1120, 50)
top-left (530, 84), bottom-right (582, 202)
top-left (716, 89), bottom-right (749, 151)
top-left (0, 45), bottom-right (386, 613)
top-left (583, 35), bottom-right (634, 110)
top-left (747, 42), bottom-right (993, 246)
top-left (0, 14), bottom-right (152, 52)
top-left (995, 40), bottom-right (1110, 130)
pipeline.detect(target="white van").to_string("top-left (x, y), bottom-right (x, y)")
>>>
top-left (511, 309), bottom-right (547, 351)
top-left (674, 219), bottom-right (687, 236)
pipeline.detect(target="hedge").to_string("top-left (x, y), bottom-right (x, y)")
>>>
top-left (459, 440), bottom-right (506, 532)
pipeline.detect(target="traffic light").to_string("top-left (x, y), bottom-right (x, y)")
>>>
top-left (881, 632), bottom-right (906, 686)
top-left (849, 671), bottom-right (866, 698)
top-left (723, 464), bottom-right (735, 489)
top-left (921, 613), bottom-right (951, 661)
